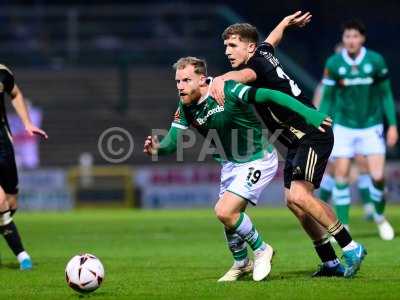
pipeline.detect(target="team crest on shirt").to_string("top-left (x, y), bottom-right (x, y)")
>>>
top-left (338, 66), bottom-right (347, 75)
top-left (363, 63), bottom-right (373, 74)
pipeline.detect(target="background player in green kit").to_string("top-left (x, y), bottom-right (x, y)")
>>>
top-left (143, 57), bottom-right (330, 281)
top-left (316, 43), bottom-right (377, 222)
top-left (320, 20), bottom-right (398, 240)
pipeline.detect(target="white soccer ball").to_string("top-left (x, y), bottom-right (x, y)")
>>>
top-left (65, 253), bottom-right (105, 293)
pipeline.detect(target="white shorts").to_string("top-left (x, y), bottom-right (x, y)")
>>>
top-left (331, 124), bottom-right (386, 158)
top-left (218, 150), bottom-right (278, 205)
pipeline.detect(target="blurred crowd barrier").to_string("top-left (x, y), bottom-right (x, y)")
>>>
top-left (15, 161), bottom-right (400, 211)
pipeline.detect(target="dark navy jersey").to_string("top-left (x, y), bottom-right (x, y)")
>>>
top-left (242, 42), bottom-right (317, 147)
top-left (0, 64), bottom-right (15, 132)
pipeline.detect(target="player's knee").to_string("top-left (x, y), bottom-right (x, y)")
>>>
top-left (214, 205), bottom-right (235, 226)
top-left (6, 195), bottom-right (18, 210)
top-left (0, 194), bottom-right (8, 211)
top-left (286, 190), bottom-right (307, 208)
top-left (334, 165), bottom-right (349, 179)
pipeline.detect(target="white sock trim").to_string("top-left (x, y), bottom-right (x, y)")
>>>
top-left (343, 241), bottom-right (358, 252)
top-left (17, 251), bottom-right (30, 263)
top-left (0, 211), bottom-right (13, 226)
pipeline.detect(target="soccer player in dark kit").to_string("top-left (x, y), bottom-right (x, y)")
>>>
top-left (0, 64), bottom-right (48, 270)
top-left (210, 12), bottom-right (366, 278)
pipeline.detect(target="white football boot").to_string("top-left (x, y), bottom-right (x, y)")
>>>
top-left (253, 244), bottom-right (274, 281)
top-left (218, 259), bottom-right (254, 282)
top-left (377, 218), bottom-right (395, 241)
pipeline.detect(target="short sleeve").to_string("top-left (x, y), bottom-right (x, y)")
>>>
top-left (257, 42), bottom-right (275, 54)
top-left (246, 43), bottom-right (276, 76)
top-left (0, 64), bottom-right (15, 94)
top-left (224, 80), bottom-right (255, 103)
top-left (374, 54), bottom-right (389, 82)
top-left (171, 102), bottom-right (189, 129)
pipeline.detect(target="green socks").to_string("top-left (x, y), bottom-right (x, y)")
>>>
top-left (332, 182), bottom-right (351, 225)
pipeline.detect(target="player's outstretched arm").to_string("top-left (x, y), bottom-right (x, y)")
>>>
top-left (319, 84), bottom-right (336, 115)
top-left (235, 83), bottom-right (331, 131)
top-left (265, 11), bottom-right (312, 48)
top-left (144, 126), bottom-right (181, 156)
top-left (211, 69), bottom-right (257, 105)
top-left (10, 84), bottom-right (48, 139)
top-left (319, 63), bottom-right (337, 115)
top-left (379, 79), bottom-right (398, 147)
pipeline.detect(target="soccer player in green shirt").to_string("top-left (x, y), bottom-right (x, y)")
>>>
top-left (320, 20), bottom-right (398, 240)
top-left (316, 44), bottom-right (375, 222)
top-left (144, 56), bottom-right (365, 281)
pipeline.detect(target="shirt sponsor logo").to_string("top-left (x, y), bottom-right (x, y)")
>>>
top-left (341, 77), bottom-right (374, 86)
top-left (196, 106), bottom-right (224, 125)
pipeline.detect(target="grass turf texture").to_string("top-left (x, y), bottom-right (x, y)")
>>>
top-left (0, 206), bottom-right (400, 300)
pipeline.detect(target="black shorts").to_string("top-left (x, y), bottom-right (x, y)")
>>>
top-left (284, 126), bottom-right (334, 189)
top-left (0, 126), bottom-right (18, 194)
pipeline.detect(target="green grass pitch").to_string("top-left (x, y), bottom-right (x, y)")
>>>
top-left (0, 206), bottom-right (400, 300)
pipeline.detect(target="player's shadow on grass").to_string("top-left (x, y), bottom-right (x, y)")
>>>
top-left (277, 269), bottom-right (314, 279)
top-left (0, 262), bottom-right (20, 270)
top-left (74, 291), bottom-right (107, 299)
top-left (0, 262), bottom-right (41, 270)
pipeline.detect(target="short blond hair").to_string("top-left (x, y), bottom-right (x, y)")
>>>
top-left (173, 56), bottom-right (207, 75)
top-left (222, 23), bottom-right (259, 43)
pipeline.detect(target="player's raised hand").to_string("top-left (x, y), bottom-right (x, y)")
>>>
top-left (318, 117), bottom-right (332, 133)
top-left (25, 123), bottom-right (48, 139)
top-left (210, 76), bottom-right (225, 106)
top-left (143, 135), bottom-right (160, 155)
top-left (386, 125), bottom-right (398, 147)
top-left (283, 11), bottom-right (312, 28)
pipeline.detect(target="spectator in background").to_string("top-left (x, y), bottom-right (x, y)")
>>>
top-left (8, 100), bottom-right (42, 169)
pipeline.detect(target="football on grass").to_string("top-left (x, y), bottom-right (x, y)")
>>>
top-left (65, 253), bottom-right (105, 293)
